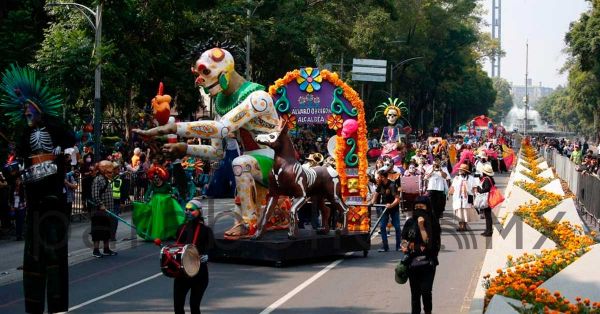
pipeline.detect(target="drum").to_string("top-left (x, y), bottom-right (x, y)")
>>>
top-left (400, 176), bottom-right (422, 212)
top-left (160, 244), bottom-right (201, 278)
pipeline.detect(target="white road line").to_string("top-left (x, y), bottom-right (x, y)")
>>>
top-left (68, 272), bottom-right (162, 312)
top-left (259, 256), bottom-right (347, 314)
top-left (260, 232), bottom-right (380, 314)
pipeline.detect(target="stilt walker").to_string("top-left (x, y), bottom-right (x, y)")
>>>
top-left (0, 65), bottom-right (74, 313)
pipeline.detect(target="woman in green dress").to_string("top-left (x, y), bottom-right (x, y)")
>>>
top-left (133, 165), bottom-right (185, 240)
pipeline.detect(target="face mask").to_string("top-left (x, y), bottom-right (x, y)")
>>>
top-left (185, 211), bottom-right (194, 221)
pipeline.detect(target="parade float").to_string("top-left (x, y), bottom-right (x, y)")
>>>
top-left (209, 67), bottom-right (372, 264)
top-left (134, 48), bottom-right (371, 265)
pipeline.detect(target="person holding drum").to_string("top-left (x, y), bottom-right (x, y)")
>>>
top-left (172, 198), bottom-right (214, 314)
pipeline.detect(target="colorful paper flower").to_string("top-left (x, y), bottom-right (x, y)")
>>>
top-left (326, 114), bottom-right (343, 130)
top-left (280, 113), bottom-right (297, 129)
top-left (296, 67), bottom-right (322, 93)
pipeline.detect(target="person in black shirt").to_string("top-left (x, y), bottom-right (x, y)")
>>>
top-left (173, 199), bottom-right (214, 314)
top-left (368, 167), bottom-right (401, 252)
top-left (401, 196), bottom-right (441, 314)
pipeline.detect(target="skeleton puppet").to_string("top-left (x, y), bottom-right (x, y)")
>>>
top-left (134, 48), bottom-right (280, 238)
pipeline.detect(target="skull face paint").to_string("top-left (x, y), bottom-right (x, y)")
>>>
top-left (191, 48), bottom-right (235, 96)
top-left (24, 102), bottom-right (41, 127)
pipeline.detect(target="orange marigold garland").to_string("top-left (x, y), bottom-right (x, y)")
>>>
top-left (268, 69), bottom-right (369, 200)
top-left (482, 140), bottom-right (598, 312)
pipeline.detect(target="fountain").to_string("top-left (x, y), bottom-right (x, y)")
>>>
top-left (502, 104), bottom-right (553, 132)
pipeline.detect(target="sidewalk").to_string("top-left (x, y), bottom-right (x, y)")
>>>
top-left (0, 211), bottom-right (146, 286)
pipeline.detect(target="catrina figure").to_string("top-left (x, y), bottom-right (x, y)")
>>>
top-left (0, 65), bottom-right (75, 314)
top-left (132, 164), bottom-right (186, 241)
top-left (374, 98), bottom-right (410, 166)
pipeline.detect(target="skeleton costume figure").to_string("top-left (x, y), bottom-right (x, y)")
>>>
top-left (375, 98), bottom-right (409, 166)
top-left (0, 65), bottom-right (74, 313)
top-left (134, 47), bottom-right (280, 239)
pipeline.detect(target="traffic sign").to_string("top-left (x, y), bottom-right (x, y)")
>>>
top-left (352, 59), bottom-right (387, 82)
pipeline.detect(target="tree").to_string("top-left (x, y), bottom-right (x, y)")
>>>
top-left (564, 0), bottom-right (600, 141)
top-left (488, 77), bottom-right (513, 122)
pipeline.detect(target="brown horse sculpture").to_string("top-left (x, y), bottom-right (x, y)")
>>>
top-left (253, 123), bottom-right (349, 240)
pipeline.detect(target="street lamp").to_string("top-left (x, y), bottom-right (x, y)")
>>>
top-left (389, 57), bottom-right (424, 97)
top-left (245, 0), bottom-right (264, 80)
top-left (46, 2), bottom-right (102, 161)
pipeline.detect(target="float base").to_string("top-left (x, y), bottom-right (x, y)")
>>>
top-left (210, 229), bottom-right (370, 266)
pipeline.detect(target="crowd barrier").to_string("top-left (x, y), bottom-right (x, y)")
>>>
top-left (70, 172), bottom-right (144, 220)
top-left (540, 148), bottom-right (600, 226)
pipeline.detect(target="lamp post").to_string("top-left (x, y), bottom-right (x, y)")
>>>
top-left (389, 57), bottom-right (424, 97)
top-left (46, 2), bottom-right (102, 161)
top-left (524, 41), bottom-right (529, 137)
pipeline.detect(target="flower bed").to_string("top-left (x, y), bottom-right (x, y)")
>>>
top-left (483, 140), bottom-right (598, 313)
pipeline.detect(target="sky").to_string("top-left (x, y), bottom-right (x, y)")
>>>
top-left (479, 0), bottom-right (591, 88)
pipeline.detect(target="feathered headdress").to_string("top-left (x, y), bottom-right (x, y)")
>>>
top-left (0, 65), bottom-right (62, 126)
top-left (372, 98), bottom-right (408, 123)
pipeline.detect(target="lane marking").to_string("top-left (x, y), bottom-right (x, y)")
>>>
top-left (260, 232), bottom-right (380, 314)
top-left (259, 256), bottom-right (347, 314)
top-left (68, 272), bottom-right (162, 312)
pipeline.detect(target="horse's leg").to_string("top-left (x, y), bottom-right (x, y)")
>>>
top-left (253, 193), bottom-right (278, 240)
top-left (316, 196), bottom-right (330, 235)
top-left (226, 155), bottom-right (263, 237)
top-left (329, 174), bottom-right (349, 234)
top-left (288, 196), bottom-right (307, 240)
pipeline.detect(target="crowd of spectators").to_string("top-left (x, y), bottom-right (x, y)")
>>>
top-left (538, 137), bottom-right (600, 177)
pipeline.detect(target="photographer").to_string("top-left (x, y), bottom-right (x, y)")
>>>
top-left (424, 159), bottom-right (450, 220)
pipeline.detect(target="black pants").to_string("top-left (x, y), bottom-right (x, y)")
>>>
top-left (428, 190), bottom-right (446, 219)
top-left (174, 264), bottom-right (209, 314)
top-left (483, 207), bottom-right (493, 234)
top-left (23, 196), bottom-right (70, 314)
top-left (408, 264), bottom-right (436, 314)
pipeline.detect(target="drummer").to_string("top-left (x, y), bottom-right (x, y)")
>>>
top-left (173, 198), bottom-right (214, 314)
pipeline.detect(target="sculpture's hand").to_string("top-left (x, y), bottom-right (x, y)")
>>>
top-left (132, 124), bottom-right (176, 138)
top-left (162, 143), bottom-right (187, 158)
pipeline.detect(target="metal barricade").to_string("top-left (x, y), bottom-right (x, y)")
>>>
top-left (541, 148), bottom-right (600, 227)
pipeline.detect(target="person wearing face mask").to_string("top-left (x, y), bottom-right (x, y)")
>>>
top-left (401, 196), bottom-right (440, 314)
top-left (132, 164), bottom-right (185, 241)
top-left (172, 198), bottom-right (214, 314)
top-left (448, 164), bottom-right (478, 231)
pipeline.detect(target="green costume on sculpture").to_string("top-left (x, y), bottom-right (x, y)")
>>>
top-left (132, 183), bottom-right (186, 241)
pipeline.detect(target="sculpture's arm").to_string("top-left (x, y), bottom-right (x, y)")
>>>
top-left (175, 90), bottom-right (273, 139)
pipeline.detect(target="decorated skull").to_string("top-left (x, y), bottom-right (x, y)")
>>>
top-left (191, 48), bottom-right (235, 96)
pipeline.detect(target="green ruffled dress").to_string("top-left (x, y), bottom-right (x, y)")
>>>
top-left (132, 183), bottom-right (185, 241)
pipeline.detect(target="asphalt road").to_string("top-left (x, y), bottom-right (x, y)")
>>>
top-left (0, 175), bottom-right (508, 314)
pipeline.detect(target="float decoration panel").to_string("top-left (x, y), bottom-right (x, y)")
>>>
top-left (269, 68), bottom-right (369, 232)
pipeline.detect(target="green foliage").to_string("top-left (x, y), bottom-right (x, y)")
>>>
top-left (488, 77), bottom-right (513, 121)
top-left (0, 0), bottom-right (497, 141)
top-left (563, 0), bottom-right (600, 140)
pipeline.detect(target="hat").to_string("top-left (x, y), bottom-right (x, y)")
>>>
top-left (477, 151), bottom-right (487, 159)
top-left (395, 262), bottom-right (409, 284)
top-left (306, 153), bottom-right (324, 164)
top-left (414, 196), bottom-right (430, 209)
top-left (459, 163), bottom-right (471, 173)
top-left (481, 164), bottom-right (494, 176)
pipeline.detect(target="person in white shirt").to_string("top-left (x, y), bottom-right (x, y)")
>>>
top-left (448, 164), bottom-right (478, 231)
top-left (64, 145), bottom-right (80, 169)
top-left (474, 151), bottom-right (491, 177)
top-left (425, 159), bottom-right (451, 219)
